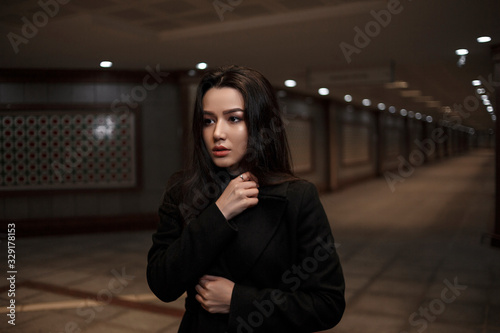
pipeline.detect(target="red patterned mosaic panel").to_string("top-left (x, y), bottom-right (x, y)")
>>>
top-left (0, 109), bottom-right (137, 191)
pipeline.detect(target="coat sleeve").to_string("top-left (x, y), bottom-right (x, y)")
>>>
top-left (227, 181), bottom-right (345, 332)
top-left (147, 186), bottom-right (238, 302)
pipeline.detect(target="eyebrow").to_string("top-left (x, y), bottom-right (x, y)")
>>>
top-left (203, 108), bottom-right (245, 115)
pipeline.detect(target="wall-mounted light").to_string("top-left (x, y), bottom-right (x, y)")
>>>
top-left (477, 36), bottom-right (491, 43)
top-left (100, 61), bottom-right (113, 68)
top-left (196, 62), bottom-right (208, 70)
top-left (318, 88), bottom-right (330, 96)
top-left (284, 80), bottom-right (297, 88)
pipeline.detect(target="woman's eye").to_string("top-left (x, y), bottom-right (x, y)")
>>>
top-left (229, 116), bottom-right (242, 123)
top-left (203, 118), bottom-right (214, 126)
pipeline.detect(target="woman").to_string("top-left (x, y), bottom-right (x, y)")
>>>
top-left (147, 65), bottom-right (345, 332)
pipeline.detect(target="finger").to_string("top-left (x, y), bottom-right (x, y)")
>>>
top-left (198, 280), bottom-right (207, 289)
top-left (239, 186), bottom-right (258, 197)
top-left (195, 293), bottom-right (205, 305)
top-left (195, 284), bottom-right (204, 295)
top-left (244, 188), bottom-right (259, 198)
top-left (245, 172), bottom-right (259, 185)
top-left (238, 181), bottom-right (259, 190)
top-left (245, 197), bottom-right (259, 208)
top-left (240, 172), bottom-right (258, 185)
top-left (201, 275), bottom-right (219, 281)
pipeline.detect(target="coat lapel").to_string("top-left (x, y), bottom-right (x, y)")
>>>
top-left (225, 181), bottom-right (289, 281)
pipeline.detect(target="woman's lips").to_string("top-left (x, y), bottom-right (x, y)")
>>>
top-left (213, 146), bottom-right (230, 157)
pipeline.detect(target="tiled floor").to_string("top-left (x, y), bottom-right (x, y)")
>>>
top-left (1, 149), bottom-right (499, 332)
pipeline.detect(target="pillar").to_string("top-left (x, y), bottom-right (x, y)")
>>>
top-left (493, 43), bottom-right (500, 247)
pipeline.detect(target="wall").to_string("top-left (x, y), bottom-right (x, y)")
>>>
top-left (0, 70), bottom-right (182, 233)
top-left (332, 104), bottom-right (377, 187)
top-left (280, 94), bottom-right (329, 190)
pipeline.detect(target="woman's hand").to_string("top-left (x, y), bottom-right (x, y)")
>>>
top-left (216, 171), bottom-right (259, 220)
top-left (195, 275), bottom-right (235, 314)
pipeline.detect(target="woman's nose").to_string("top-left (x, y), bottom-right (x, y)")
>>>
top-left (213, 120), bottom-right (226, 140)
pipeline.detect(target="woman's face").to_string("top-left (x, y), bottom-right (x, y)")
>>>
top-left (202, 87), bottom-right (248, 175)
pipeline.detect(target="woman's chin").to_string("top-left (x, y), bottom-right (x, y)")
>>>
top-left (212, 160), bottom-right (240, 174)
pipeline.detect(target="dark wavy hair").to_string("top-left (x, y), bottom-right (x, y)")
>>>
top-left (172, 65), bottom-right (297, 221)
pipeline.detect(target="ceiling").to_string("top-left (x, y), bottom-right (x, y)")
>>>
top-left (0, 0), bottom-right (499, 131)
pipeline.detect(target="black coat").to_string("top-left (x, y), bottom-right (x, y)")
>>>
top-left (147, 179), bottom-right (345, 333)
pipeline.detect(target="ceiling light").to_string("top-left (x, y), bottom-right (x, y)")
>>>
top-left (487, 106), bottom-right (494, 113)
top-left (344, 94), bottom-right (352, 103)
top-left (388, 106), bottom-right (396, 113)
top-left (400, 90), bottom-right (421, 98)
top-left (455, 49), bottom-right (469, 56)
top-left (426, 101), bottom-right (441, 108)
top-left (362, 99), bottom-right (371, 106)
top-left (400, 109), bottom-right (408, 116)
top-left (415, 112), bottom-right (422, 120)
top-left (196, 62), bottom-right (208, 70)
top-left (100, 61), bottom-right (113, 68)
top-left (284, 80), bottom-right (297, 88)
top-left (408, 111), bottom-right (415, 118)
top-left (477, 36), bottom-right (492, 43)
top-left (492, 115), bottom-right (497, 121)
top-left (415, 96), bottom-right (433, 102)
top-left (426, 116), bottom-right (433, 123)
top-left (384, 81), bottom-right (408, 89)
top-left (318, 88), bottom-right (330, 96)
top-left (377, 103), bottom-right (386, 110)
top-left (472, 80), bottom-right (482, 86)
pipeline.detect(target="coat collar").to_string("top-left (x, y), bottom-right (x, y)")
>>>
top-left (257, 180), bottom-right (289, 199)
